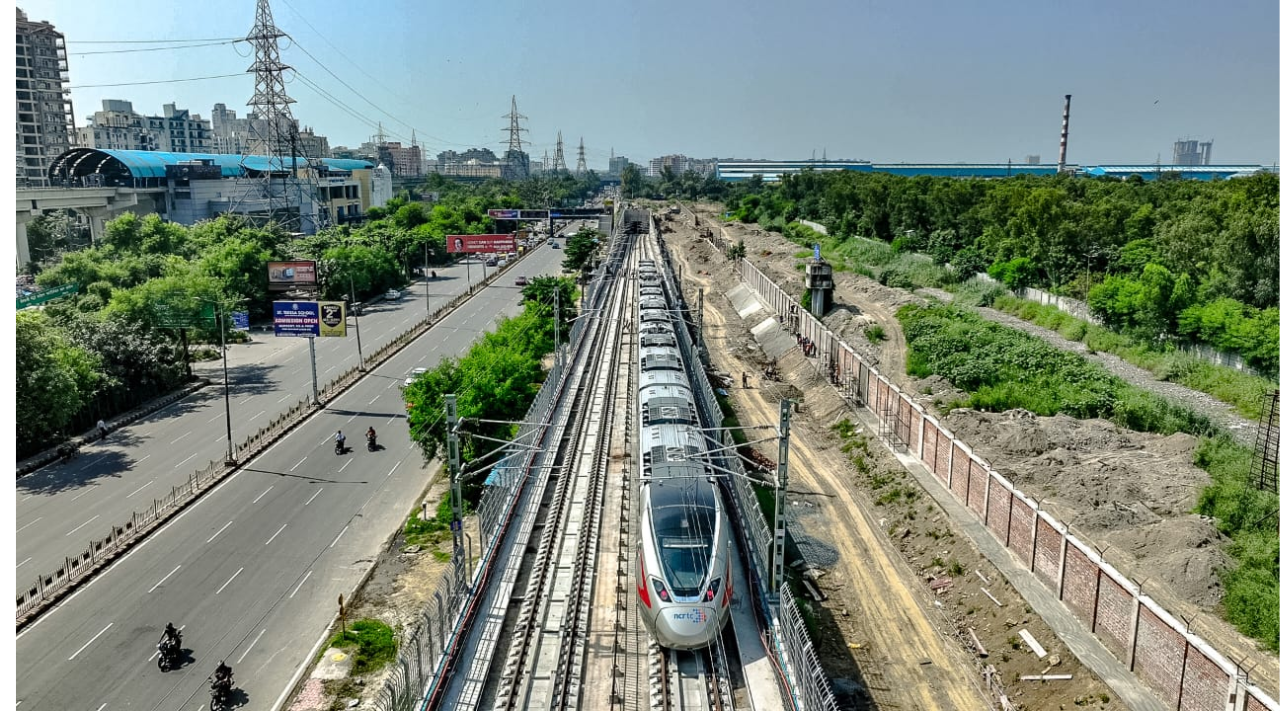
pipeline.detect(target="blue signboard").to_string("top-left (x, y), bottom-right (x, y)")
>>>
top-left (231, 311), bottom-right (250, 331)
top-left (273, 301), bottom-right (320, 337)
top-left (813, 244), bottom-right (821, 261)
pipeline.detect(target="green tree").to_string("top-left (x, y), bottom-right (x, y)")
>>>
top-left (16, 311), bottom-right (101, 453)
top-left (562, 227), bottom-right (601, 273)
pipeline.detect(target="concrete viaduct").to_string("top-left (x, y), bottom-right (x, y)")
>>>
top-left (15, 186), bottom-right (163, 268)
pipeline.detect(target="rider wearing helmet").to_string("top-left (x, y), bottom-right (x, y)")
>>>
top-left (366, 426), bottom-right (377, 445)
top-left (335, 430), bottom-right (346, 451)
top-left (163, 622), bottom-right (182, 649)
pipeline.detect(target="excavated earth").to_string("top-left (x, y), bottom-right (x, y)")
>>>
top-left (671, 201), bottom-right (1278, 705)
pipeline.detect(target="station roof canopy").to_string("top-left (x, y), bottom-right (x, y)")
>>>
top-left (49, 148), bottom-right (374, 183)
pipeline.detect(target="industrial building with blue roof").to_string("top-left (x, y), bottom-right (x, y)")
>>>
top-left (716, 159), bottom-right (1273, 183)
top-left (48, 147), bottom-right (374, 186)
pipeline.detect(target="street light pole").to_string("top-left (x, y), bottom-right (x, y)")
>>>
top-left (348, 275), bottom-right (365, 371)
top-left (218, 304), bottom-right (236, 465)
top-left (424, 240), bottom-right (432, 316)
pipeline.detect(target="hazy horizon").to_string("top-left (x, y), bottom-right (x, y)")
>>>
top-left (18, 0), bottom-right (1280, 167)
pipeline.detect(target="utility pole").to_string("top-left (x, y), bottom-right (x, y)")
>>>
top-left (348, 275), bottom-right (364, 371)
top-left (424, 240), bottom-right (432, 316)
top-left (696, 288), bottom-right (704, 349)
top-left (218, 304), bottom-right (236, 465)
top-left (308, 336), bottom-right (320, 405)
top-left (771, 399), bottom-right (792, 599)
top-left (553, 284), bottom-right (561, 367)
top-left (445, 394), bottom-right (464, 555)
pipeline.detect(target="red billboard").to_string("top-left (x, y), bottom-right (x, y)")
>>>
top-left (267, 261), bottom-right (318, 290)
top-left (446, 234), bottom-right (518, 253)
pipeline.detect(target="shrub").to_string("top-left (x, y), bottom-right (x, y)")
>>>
top-left (328, 618), bottom-right (397, 674)
top-left (864, 325), bottom-right (887, 344)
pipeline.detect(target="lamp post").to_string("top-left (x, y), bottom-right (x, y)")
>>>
top-left (200, 296), bottom-right (247, 466)
top-left (346, 275), bottom-right (365, 371)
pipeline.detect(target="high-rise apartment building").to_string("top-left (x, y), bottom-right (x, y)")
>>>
top-left (1173, 139), bottom-right (1213, 166)
top-left (608, 154), bottom-right (630, 177)
top-left (76, 100), bottom-right (156, 151)
top-left (147, 103), bottom-right (212, 153)
top-left (210, 103), bottom-right (261, 155)
top-left (16, 8), bottom-right (75, 187)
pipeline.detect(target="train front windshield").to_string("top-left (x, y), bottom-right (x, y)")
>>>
top-left (653, 505), bottom-right (717, 597)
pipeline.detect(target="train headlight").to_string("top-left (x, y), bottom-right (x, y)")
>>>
top-left (652, 578), bottom-right (671, 602)
top-left (705, 577), bottom-right (722, 602)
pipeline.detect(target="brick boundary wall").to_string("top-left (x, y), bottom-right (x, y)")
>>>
top-left (730, 255), bottom-right (1278, 712)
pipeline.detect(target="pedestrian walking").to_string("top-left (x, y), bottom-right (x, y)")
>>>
top-left (96, 419), bottom-right (108, 441)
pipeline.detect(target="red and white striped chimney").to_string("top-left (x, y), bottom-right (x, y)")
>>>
top-left (1057, 94), bottom-right (1072, 174)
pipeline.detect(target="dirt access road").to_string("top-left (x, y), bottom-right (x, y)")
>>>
top-left (663, 207), bottom-right (1129, 711)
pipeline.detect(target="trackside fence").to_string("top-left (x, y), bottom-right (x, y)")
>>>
top-left (16, 258), bottom-right (526, 629)
top-left (701, 224), bottom-right (1276, 712)
top-left (653, 223), bottom-right (837, 711)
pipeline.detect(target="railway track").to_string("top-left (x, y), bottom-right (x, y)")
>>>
top-left (495, 232), bottom-right (636, 710)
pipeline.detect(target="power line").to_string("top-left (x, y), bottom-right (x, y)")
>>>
top-left (67, 73), bottom-right (243, 89)
top-left (70, 40), bottom-right (243, 56)
top-left (292, 70), bottom-right (414, 146)
top-left (66, 36), bottom-right (242, 44)
top-left (277, 0), bottom-right (402, 105)
top-left (287, 38), bottom-right (422, 143)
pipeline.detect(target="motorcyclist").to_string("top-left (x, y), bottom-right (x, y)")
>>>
top-left (430, 270), bottom-right (437, 279)
top-left (366, 426), bottom-right (377, 447)
top-left (163, 622), bottom-right (182, 650)
top-left (335, 430), bottom-right (346, 453)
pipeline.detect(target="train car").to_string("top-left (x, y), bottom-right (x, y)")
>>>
top-left (634, 260), bottom-right (732, 650)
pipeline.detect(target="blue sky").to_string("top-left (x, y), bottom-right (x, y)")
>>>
top-left (20, 0), bottom-right (1279, 167)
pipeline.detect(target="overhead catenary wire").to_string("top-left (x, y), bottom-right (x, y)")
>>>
top-left (66, 36), bottom-right (242, 44)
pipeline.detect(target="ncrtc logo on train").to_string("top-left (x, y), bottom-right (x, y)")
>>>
top-left (671, 608), bottom-right (709, 624)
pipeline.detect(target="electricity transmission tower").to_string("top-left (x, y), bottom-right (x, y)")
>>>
top-left (239, 0), bottom-right (319, 232)
top-left (575, 137), bottom-right (587, 175)
top-left (551, 131), bottom-right (567, 173)
top-left (501, 95), bottom-right (529, 179)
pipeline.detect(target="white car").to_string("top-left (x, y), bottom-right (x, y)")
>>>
top-left (385, 289), bottom-right (401, 300)
top-left (403, 367), bottom-right (428, 387)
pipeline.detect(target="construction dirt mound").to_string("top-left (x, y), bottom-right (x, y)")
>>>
top-left (938, 408), bottom-right (1228, 609)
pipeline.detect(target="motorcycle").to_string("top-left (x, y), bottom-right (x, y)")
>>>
top-left (209, 674), bottom-right (233, 711)
top-left (334, 438), bottom-right (345, 455)
top-left (157, 636), bottom-right (181, 671)
top-left (367, 435), bottom-right (377, 452)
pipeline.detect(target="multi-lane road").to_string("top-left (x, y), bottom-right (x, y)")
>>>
top-left (15, 243), bottom-right (567, 711)
top-left (16, 254), bottom-right (503, 590)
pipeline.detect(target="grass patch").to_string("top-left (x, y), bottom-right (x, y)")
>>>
top-left (864, 324), bottom-right (887, 344)
top-left (327, 618), bottom-right (397, 675)
top-left (899, 301), bottom-right (1280, 651)
top-left (987, 294), bottom-right (1277, 421)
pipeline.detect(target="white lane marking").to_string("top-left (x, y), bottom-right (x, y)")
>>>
top-left (216, 567), bottom-right (244, 594)
top-left (215, 434), bottom-right (225, 442)
top-left (277, 394), bottom-right (291, 403)
top-left (70, 487), bottom-right (95, 501)
top-left (385, 414), bottom-right (397, 426)
top-left (289, 457), bottom-right (306, 471)
top-left (206, 520), bottom-right (233, 544)
top-left (125, 480), bottom-right (155, 499)
top-left (386, 380), bottom-right (397, 389)
top-left (17, 557), bottom-right (32, 569)
top-left (64, 514), bottom-right (101, 537)
top-left (305, 488), bottom-right (323, 505)
top-left (238, 627), bottom-right (268, 663)
top-left (68, 622), bottom-right (113, 660)
top-left (288, 570), bottom-right (313, 599)
top-left (329, 526), bottom-right (348, 548)
top-left (169, 431), bottom-right (192, 445)
top-left (239, 397), bottom-right (252, 405)
top-left (387, 461), bottom-right (401, 477)
top-left (174, 452), bottom-right (198, 469)
top-left (325, 365), bottom-right (335, 374)
top-left (338, 458), bottom-right (353, 473)
top-left (252, 486), bottom-right (274, 504)
top-left (208, 415), bottom-right (219, 423)
top-left (264, 524), bottom-right (287, 545)
top-left (84, 455), bottom-right (106, 469)
top-left (136, 454), bottom-right (152, 465)
top-left (148, 564), bottom-right (181, 593)
top-left (367, 394), bottom-right (380, 405)
top-left (98, 703), bottom-right (107, 711)
top-left (249, 411), bottom-right (265, 422)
